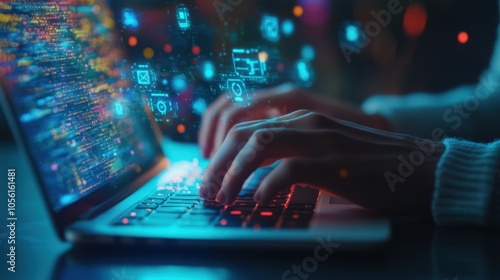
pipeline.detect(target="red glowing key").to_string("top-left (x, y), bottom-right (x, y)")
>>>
top-left (230, 210), bottom-right (242, 215)
top-left (260, 211), bottom-right (273, 217)
top-left (121, 218), bottom-right (129, 224)
top-left (220, 219), bottom-right (227, 226)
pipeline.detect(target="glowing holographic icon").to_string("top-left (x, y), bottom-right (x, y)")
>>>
top-left (227, 78), bottom-right (246, 102)
top-left (156, 100), bottom-right (167, 115)
top-left (176, 6), bottom-right (190, 30)
top-left (136, 70), bottom-right (151, 85)
top-left (260, 15), bottom-right (280, 42)
top-left (114, 102), bottom-right (124, 116)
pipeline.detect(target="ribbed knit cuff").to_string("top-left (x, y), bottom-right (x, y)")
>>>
top-left (433, 138), bottom-right (500, 226)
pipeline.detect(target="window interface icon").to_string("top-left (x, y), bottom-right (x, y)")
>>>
top-left (232, 48), bottom-right (267, 80)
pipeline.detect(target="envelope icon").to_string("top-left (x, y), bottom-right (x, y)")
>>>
top-left (136, 70), bottom-right (151, 85)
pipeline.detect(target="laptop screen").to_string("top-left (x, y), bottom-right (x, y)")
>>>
top-left (0, 1), bottom-right (162, 212)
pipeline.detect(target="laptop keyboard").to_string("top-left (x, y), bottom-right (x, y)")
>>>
top-left (113, 185), bottom-right (319, 229)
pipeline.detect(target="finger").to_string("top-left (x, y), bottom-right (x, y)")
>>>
top-left (215, 129), bottom-right (328, 204)
top-left (212, 107), bottom-right (312, 157)
top-left (199, 110), bottom-right (313, 199)
top-left (198, 94), bottom-right (232, 158)
top-left (204, 83), bottom-right (300, 157)
top-left (211, 106), bottom-right (270, 158)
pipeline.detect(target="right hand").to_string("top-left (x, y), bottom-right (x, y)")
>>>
top-left (198, 83), bottom-right (391, 158)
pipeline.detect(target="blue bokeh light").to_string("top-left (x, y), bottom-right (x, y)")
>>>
top-left (346, 25), bottom-right (359, 42)
top-left (301, 45), bottom-right (316, 61)
top-left (202, 61), bottom-right (216, 81)
top-left (297, 60), bottom-right (311, 82)
top-left (172, 75), bottom-right (187, 92)
top-left (122, 9), bottom-right (139, 29)
top-left (282, 19), bottom-right (295, 36)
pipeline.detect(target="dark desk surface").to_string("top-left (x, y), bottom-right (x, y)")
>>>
top-left (0, 139), bottom-right (499, 280)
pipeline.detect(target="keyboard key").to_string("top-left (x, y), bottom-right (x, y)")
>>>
top-left (143, 198), bottom-right (166, 204)
top-left (149, 191), bottom-right (174, 199)
top-left (163, 202), bottom-right (196, 208)
top-left (136, 202), bottom-right (159, 209)
top-left (167, 198), bottom-right (200, 204)
top-left (255, 208), bottom-right (282, 216)
top-left (224, 207), bottom-right (253, 217)
top-left (257, 203), bottom-right (284, 209)
top-left (233, 201), bottom-right (257, 208)
top-left (157, 206), bottom-right (189, 213)
top-left (202, 200), bottom-right (225, 209)
top-left (190, 210), bottom-right (220, 217)
top-left (128, 209), bottom-right (151, 219)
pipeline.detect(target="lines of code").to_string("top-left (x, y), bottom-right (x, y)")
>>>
top-left (0, 0), bottom-right (156, 211)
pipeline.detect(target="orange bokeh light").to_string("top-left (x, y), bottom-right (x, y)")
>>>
top-left (293, 5), bottom-right (303, 17)
top-left (177, 124), bottom-right (186, 134)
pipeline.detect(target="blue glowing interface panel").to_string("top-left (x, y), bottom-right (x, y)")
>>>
top-left (111, 0), bottom-right (317, 141)
top-left (0, 1), bottom-right (159, 211)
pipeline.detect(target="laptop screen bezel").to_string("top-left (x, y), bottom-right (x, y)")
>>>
top-left (0, 73), bottom-right (167, 240)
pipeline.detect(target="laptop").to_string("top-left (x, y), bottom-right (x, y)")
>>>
top-left (0, 0), bottom-right (389, 250)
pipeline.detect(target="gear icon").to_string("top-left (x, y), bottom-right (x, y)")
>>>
top-left (156, 100), bottom-right (167, 115)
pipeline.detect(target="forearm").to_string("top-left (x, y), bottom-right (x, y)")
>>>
top-left (361, 76), bottom-right (500, 142)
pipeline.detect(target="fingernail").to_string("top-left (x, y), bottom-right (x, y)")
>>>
top-left (216, 191), bottom-right (226, 204)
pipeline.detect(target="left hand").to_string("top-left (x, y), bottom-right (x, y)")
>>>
top-left (199, 110), bottom-right (445, 215)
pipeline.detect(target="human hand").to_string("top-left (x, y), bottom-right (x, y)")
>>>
top-left (199, 110), bottom-right (444, 215)
top-left (198, 84), bottom-right (391, 158)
